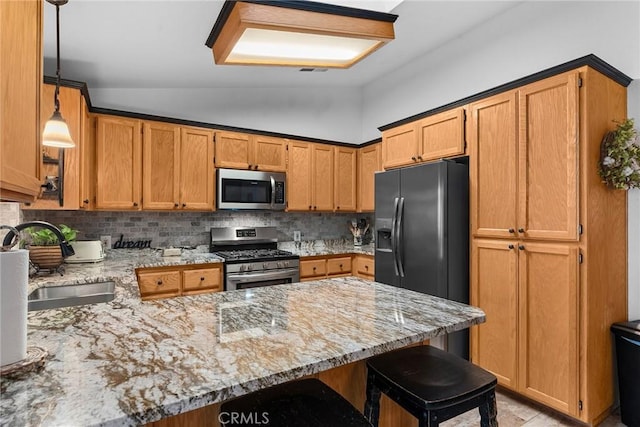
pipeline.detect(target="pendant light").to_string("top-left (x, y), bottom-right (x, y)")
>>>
top-left (42, 0), bottom-right (75, 148)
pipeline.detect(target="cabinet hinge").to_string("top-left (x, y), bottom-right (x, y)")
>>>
top-left (579, 400), bottom-right (583, 411)
top-left (578, 77), bottom-right (583, 88)
top-left (213, 156), bottom-right (216, 164)
top-left (578, 224), bottom-right (583, 235)
top-left (579, 253), bottom-right (584, 264)
top-left (286, 144), bottom-right (289, 151)
top-left (213, 134), bottom-right (217, 143)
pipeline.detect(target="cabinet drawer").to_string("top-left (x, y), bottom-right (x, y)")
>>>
top-left (355, 256), bottom-right (374, 278)
top-left (300, 259), bottom-right (327, 278)
top-left (137, 270), bottom-right (181, 298)
top-left (327, 257), bottom-right (352, 275)
top-left (183, 267), bottom-right (222, 294)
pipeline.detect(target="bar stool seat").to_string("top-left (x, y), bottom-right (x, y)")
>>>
top-left (220, 378), bottom-right (372, 427)
top-left (364, 345), bottom-right (498, 427)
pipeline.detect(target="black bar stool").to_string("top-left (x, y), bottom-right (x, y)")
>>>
top-left (364, 345), bottom-right (498, 427)
top-left (220, 378), bottom-right (372, 427)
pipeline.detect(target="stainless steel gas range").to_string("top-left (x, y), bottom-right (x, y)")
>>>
top-left (210, 227), bottom-right (300, 291)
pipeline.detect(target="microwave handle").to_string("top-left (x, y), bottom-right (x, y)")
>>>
top-left (270, 176), bottom-right (276, 209)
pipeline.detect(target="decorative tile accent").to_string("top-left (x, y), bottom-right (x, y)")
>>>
top-left (21, 210), bottom-right (373, 248)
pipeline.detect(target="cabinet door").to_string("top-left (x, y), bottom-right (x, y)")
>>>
top-left (470, 239), bottom-right (518, 390)
top-left (142, 122), bottom-right (180, 210)
top-left (300, 258), bottom-right (327, 280)
top-left (253, 135), bottom-right (287, 172)
top-left (312, 144), bottom-right (334, 211)
top-left (96, 116), bottom-right (142, 209)
top-left (357, 143), bottom-right (381, 212)
top-left (0, 0), bottom-right (42, 202)
top-left (334, 146), bottom-right (357, 212)
top-left (417, 107), bottom-right (466, 162)
top-left (327, 256), bottom-right (352, 276)
top-left (214, 131), bottom-right (250, 169)
top-left (354, 255), bottom-right (375, 279)
top-left (469, 92), bottom-right (518, 238)
top-left (381, 122), bottom-right (418, 169)
top-left (182, 267), bottom-right (222, 295)
top-left (287, 141), bottom-right (313, 211)
top-left (518, 242), bottom-right (578, 416)
top-left (180, 127), bottom-right (214, 210)
top-left (24, 85), bottom-right (82, 210)
top-left (518, 73), bottom-right (579, 241)
top-left (137, 270), bottom-right (181, 300)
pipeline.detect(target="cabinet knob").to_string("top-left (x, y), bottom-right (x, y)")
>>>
top-left (157, 280), bottom-right (163, 285)
top-left (309, 205), bottom-right (312, 209)
top-left (518, 245), bottom-right (525, 250)
top-left (133, 202), bottom-right (138, 207)
top-left (518, 228), bottom-right (525, 233)
top-left (411, 156), bottom-right (417, 161)
top-left (83, 199), bottom-right (89, 204)
top-left (314, 206), bottom-right (317, 210)
top-left (508, 228), bottom-right (515, 233)
top-left (174, 203), bottom-right (179, 207)
top-left (365, 265), bottom-right (369, 270)
top-left (182, 203), bottom-right (186, 208)
top-left (508, 244), bottom-right (515, 249)
top-left (254, 165), bottom-right (259, 170)
top-left (313, 267), bottom-right (316, 271)
top-left (417, 155), bottom-right (423, 161)
top-left (336, 206), bottom-right (340, 210)
top-left (200, 277), bottom-right (205, 281)
top-left (248, 164), bottom-right (253, 169)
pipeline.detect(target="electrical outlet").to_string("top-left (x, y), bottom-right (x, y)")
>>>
top-left (100, 235), bottom-right (111, 249)
top-left (293, 231), bottom-right (301, 242)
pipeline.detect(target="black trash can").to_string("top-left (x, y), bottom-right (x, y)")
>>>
top-left (611, 320), bottom-right (640, 427)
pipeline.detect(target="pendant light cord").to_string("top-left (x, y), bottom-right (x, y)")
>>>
top-left (54, 3), bottom-right (61, 113)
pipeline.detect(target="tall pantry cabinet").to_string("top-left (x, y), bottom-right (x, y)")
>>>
top-left (469, 67), bottom-right (627, 425)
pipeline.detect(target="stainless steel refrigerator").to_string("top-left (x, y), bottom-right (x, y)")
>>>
top-left (374, 159), bottom-right (469, 359)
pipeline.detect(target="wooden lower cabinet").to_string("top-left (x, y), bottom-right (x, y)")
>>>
top-left (353, 255), bottom-right (375, 280)
top-left (300, 255), bottom-right (361, 281)
top-left (471, 239), bottom-right (579, 417)
top-left (300, 257), bottom-right (328, 281)
top-left (136, 264), bottom-right (223, 300)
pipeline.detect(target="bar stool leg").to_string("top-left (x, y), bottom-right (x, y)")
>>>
top-left (479, 390), bottom-right (498, 427)
top-left (364, 371), bottom-right (382, 427)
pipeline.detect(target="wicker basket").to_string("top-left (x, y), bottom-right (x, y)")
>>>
top-left (28, 246), bottom-right (63, 270)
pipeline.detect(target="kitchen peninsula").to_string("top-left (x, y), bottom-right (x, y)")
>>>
top-left (1, 250), bottom-right (484, 426)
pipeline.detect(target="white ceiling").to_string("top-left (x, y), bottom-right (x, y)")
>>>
top-left (43, 0), bottom-right (523, 89)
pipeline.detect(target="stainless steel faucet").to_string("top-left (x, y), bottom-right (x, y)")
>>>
top-left (1, 221), bottom-right (75, 258)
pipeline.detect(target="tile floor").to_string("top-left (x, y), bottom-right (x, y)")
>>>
top-left (441, 389), bottom-right (625, 427)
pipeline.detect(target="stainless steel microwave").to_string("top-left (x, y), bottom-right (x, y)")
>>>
top-left (217, 169), bottom-right (286, 210)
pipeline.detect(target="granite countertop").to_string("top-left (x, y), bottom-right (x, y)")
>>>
top-left (279, 240), bottom-right (375, 257)
top-left (1, 253), bottom-right (484, 426)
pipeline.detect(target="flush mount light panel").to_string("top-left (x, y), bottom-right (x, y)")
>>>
top-left (205, 0), bottom-right (398, 68)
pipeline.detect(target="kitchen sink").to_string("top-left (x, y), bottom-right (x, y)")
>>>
top-left (28, 281), bottom-right (115, 311)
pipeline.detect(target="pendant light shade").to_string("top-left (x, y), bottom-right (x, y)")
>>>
top-left (43, 0), bottom-right (74, 148)
top-left (42, 111), bottom-right (74, 148)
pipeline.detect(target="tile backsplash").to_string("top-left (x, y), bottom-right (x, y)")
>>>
top-left (0, 203), bottom-right (23, 243)
top-left (21, 210), bottom-right (373, 248)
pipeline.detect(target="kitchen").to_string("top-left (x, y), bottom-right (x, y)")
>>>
top-left (1, 1), bottom-right (639, 426)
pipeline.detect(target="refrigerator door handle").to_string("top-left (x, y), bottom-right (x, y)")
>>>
top-left (396, 197), bottom-right (406, 277)
top-left (391, 197), bottom-right (400, 276)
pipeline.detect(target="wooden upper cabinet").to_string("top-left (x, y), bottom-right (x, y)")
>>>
top-left (418, 107), bottom-right (466, 162)
top-left (312, 143), bottom-right (334, 211)
top-left (471, 239), bottom-right (518, 391)
top-left (287, 141), bottom-right (313, 211)
top-left (95, 116), bottom-right (142, 210)
top-left (142, 122), bottom-right (180, 210)
top-left (518, 73), bottom-right (579, 241)
top-left (334, 146), bottom-right (357, 212)
top-left (180, 127), bottom-right (215, 210)
top-left (214, 131), bottom-right (250, 169)
top-left (79, 98), bottom-right (95, 210)
top-left (24, 84), bottom-right (83, 210)
top-left (0, 0), bottom-right (42, 202)
top-left (253, 135), bottom-right (287, 172)
top-left (215, 131), bottom-right (287, 172)
top-left (469, 91), bottom-right (518, 238)
top-left (358, 143), bottom-right (381, 212)
top-left (381, 122), bottom-right (418, 169)
top-left (518, 242), bottom-right (578, 416)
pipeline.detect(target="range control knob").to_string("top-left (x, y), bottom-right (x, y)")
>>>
top-left (277, 261), bottom-right (283, 268)
top-left (263, 262), bottom-right (269, 269)
top-left (284, 261), bottom-right (290, 267)
top-left (246, 264), bottom-right (252, 272)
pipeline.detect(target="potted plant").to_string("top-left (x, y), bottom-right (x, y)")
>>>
top-left (599, 118), bottom-right (640, 189)
top-left (24, 224), bottom-right (78, 270)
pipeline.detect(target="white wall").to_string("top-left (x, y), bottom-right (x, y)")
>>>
top-left (628, 80), bottom-right (640, 320)
top-left (90, 87), bottom-right (363, 143)
top-left (361, 0), bottom-right (640, 319)
top-left (361, 1), bottom-right (640, 139)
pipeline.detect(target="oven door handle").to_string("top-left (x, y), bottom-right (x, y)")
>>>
top-left (270, 176), bottom-right (276, 209)
top-left (227, 268), bottom-right (299, 282)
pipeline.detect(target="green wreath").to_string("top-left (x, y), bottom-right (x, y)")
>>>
top-left (599, 118), bottom-right (640, 190)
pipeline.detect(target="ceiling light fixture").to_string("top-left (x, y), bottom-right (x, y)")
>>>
top-left (205, 1), bottom-right (398, 68)
top-left (42, 0), bottom-right (75, 148)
